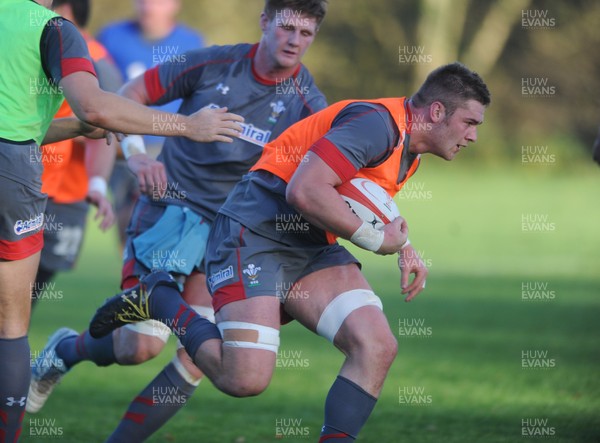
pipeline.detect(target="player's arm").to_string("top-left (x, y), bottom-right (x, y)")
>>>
top-left (40, 21), bottom-right (243, 144)
top-left (116, 51), bottom-right (232, 196)
top-left (286, 104), bottom-right (427, 300)
top-left (61, 72), bottom-right (242, 142)
top-left (84, 138), bottom-right (116, 231)
top-left (288, 151), bottom-right (408, 255)
top-left (42, 117), bottom-right (111, 145)
top-left (286, 105), bottom-right (407, 255)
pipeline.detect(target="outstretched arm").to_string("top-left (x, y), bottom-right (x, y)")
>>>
top-left (60, 71), bottom-right (243, 142)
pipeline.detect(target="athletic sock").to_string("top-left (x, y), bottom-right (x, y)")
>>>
top-left (105, 360), bottom-right (198, 443)
top-left (0, 336), bottom-right (30, 443)
top-left (319, 376), bottom-right (378, 442)
top-left (148, 285), bottom-right (221, 359)
top-left (56, 330), bottom-right (116, 369)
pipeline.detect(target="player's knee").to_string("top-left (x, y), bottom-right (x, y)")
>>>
top-left (365, 327), bottom-right (398, 366)
top-left (115, 331), bottom-right (165, 365)
top-left (175, 348), bottom-right (204, 381)
top-left (342, 316), bottom-right (397, 362)
top-left (218, 372), bottom-right (271, 398)
top-left (214, 321), bottom-right (279, 397)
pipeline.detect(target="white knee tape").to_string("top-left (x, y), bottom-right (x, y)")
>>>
top-left (191, 305), bottom-right (215, 323)
top-left (177, 305), bottom-right (215, 350)
top-left (124, 320), bottom-right (171, 343)
top-left (316, 289), bottom-right (383, 343)
top-left (217, 321), bottom-right (280, 354)
top-left (171, 355), bottom-right (202, 386)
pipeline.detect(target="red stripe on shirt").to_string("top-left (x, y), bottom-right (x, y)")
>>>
top-left (61, 58), bottom-right (96, 78)
top-left (144, 66), bottom-right (166, 103)
top-left (0, 231), bottom-right (44, 261)
top-left (310, 138), bottom-right (357, 183)
top-left (55, 24), bottom-right (96, 79)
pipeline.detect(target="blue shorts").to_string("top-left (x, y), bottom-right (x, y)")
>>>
top-left (122, 197), bottom-right (210, 288)
top-left (205, 213), bottom-right (360, 313)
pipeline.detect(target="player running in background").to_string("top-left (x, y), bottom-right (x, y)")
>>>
top-left (90, 62), bottom-right (490, 442)
top-left (29, 1), bottom-right (328, 441)
top-left (97, 0), bottom-right (205, 249)
top-left (32, 0), bottom-right (121, 309)
top-left (0, 0), bottom-right (240, 440)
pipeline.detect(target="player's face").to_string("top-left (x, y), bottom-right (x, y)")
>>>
top-left (429, 100), bottom-right (485, 161)
top-left (261, 9), bottom-right (318, 69)
top-left (135, 0), bottom-right (180, 24)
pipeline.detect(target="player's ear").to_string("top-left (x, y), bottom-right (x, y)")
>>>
top-left (259, 12), bottom-right (270, 33)
top-left (429, 101), bottom-right (445, 123)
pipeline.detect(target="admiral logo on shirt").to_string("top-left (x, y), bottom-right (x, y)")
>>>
top-left (207, 265), bottom-right (234, 290)
top-left (207, 103), bottom-right (272, 147)
top-left (14, 213), bottom-right (44, 236)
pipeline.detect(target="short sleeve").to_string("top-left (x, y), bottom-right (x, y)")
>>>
top-left (40, 18), bottom-right (96, 85)
top-left (144, 47), bottom-right (222, 105)
top-left (309, 103), bottom-right (399, 182)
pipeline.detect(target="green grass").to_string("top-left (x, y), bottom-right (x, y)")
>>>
top-left (23, 162), bottom-right (599, 442)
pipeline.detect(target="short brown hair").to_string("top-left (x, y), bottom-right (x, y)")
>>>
top-left (412, 62), bottom-right (491, 117)
top-left (264, 0), bottom-right (328, 27)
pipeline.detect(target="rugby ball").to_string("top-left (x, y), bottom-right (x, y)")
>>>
top-left (337, 178), bottom-right (400, 229)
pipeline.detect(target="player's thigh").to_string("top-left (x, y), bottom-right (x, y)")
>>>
top-left (0, 252), bottom-right (40, 336)
top-left (284, 263), bottom-right (371, 333)
top-left (0, 153), bottom-right (46, 335)
top-left (285, 263), bottom-right (394, 355)
top-left (207, 215), bottom-right (304, 387)
top-left (181, 271), bottom-right (211, 306)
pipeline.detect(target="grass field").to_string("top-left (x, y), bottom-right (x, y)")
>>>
top-left (24, 162), bottom-right (599, 443)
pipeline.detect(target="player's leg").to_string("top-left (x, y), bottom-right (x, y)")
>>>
top-left (285, 262), bottom-right (398, 442)
top-left (92, 270), bottom-right (281, 397)
top-left (31, 199), bottom-right (87, 309)
top-left (28, 200), bottom-right (165, 413)
top-left (106, 272), bottom-right (212, 443)
top-left (0, 252), bottom-right (39, 441)
top-left (0, 152), bottom-right (47, 439)
top-left (90, 216), bottom-right (284, 397)
top-left (31, 266), bottom-right (55, 308)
